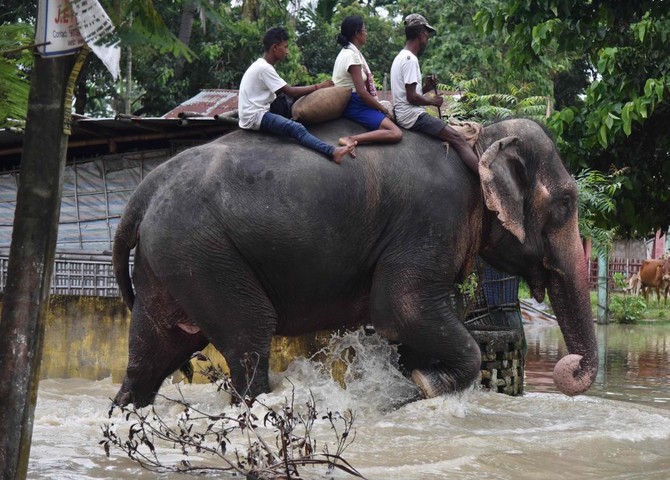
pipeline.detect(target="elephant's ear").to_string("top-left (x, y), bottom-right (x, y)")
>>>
top-left (478, 136), bottom-right (526, 243)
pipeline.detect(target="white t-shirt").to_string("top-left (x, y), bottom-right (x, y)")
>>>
top-left (238, 58), bottom-right (288, 130)
top-left (332, 48), bottom-right (367, 90)
top-left (390, 49), bottom-right (425, 128)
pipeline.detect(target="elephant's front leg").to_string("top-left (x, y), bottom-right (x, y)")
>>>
top-left (371, 265), bottom-right (481, 398)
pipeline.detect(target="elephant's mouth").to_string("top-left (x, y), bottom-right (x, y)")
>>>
top-left (531, 284), bottom-right (546, 303)
top-left (526, 274), bottom-right (547, 303)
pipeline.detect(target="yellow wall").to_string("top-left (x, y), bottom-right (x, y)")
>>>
top-left (1, 295), bottom-right (333, 383)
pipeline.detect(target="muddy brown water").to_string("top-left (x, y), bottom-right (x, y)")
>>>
top-left (28, 323), bottom-right (670, 479)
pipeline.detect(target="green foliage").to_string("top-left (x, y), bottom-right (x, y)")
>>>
top-left (297, 14), bottom-right (338, 78)
top-left (609, 273), bottom-right (646, 324)
top-left (574, 168), bottom-right (623, 257)
top-left (397, 0), bottom-right (555, 98)
top-left (481, 1), bottom-right (670, 234)
top-left (130, 1), bottom-right (315, 115)
top-left (112, 0), bottom-right (196, 61)
top-left (457, 272), bottom-right (479, 301)
top-left (0, 1), bottom-right (36, 23)
top-left (434, 76), bottom-right (550, 124)
top-left (0, 22), bottom-right (32, 128)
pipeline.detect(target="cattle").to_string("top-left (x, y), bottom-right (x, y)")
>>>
top-left (624, 272), bottom-right (642, 296)
top-left (638, 259), bottom-right (670, 305)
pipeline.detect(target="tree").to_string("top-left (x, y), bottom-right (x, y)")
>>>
top-left (477, 1), bottom-right (670, 235)
top-left (574, 168), bottom-right (624, 257)
top-left (0, 22), bottom-right (33, 128)
top-left (296, 2), bottom-right (339, 80)
top-left (391, 0), bottom-right (556, 97)
top-left (0, 49), bottom-right (81, 478)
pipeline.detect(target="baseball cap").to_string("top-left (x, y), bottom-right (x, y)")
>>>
top-left (404, 14), bottom-right (437, 34)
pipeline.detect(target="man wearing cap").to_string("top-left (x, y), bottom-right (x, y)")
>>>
top-left (390, 14), bottom-right (479, 175)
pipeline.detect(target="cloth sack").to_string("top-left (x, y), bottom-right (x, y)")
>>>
top-left (448, 118), bottom-right (482, 147)
top-left (269, 93), bottom-right (295, 119)
top-left (291, 86), bottom-right (352, 124)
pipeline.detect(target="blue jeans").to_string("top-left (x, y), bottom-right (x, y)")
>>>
top-left (260, 112), bottom-right (334, 158)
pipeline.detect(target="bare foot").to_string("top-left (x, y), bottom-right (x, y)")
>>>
top-left (332, 140), bottom-right (357, 164)
top-left (339, 137), bottom-right (357, 158)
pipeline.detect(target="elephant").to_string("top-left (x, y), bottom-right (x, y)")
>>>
top-left (112, 117), bottom-right (598, 407)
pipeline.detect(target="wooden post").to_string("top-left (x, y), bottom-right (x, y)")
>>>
top-left (0, 52), bottom-right (76, 478)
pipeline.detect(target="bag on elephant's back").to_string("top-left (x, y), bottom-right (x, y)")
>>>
top-left (291, 86), bottom-right (352, 124)
top-left (269, 93), bottom-right (295, 119)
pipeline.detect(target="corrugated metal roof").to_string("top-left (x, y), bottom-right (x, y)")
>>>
top-left (162, 89), bottom-right (239, 119)
top-left (0, 111), bottom-right (239, 171)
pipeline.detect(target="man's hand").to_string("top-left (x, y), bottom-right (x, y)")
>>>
top-left (318, 79), bottom-right (334, 89)
top-left (424, 74), bottom-right (438, 93)
top-left (431, 95), bottom-right (444, 108)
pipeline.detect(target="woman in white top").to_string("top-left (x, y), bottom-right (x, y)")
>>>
top-left (332, 15), bottom-right (402, 147)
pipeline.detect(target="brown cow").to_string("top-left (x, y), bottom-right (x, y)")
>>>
top-left (638, 259), bottom-right (670, 305)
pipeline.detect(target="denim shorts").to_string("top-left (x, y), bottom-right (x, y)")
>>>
top-left (343, 92), bottom-right (386, 131)
top-left (410, 112), bottom-right (447, 137)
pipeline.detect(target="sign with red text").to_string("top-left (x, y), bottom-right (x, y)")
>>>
top-left (35, 0), bottom-right (85, 56)
top-left (36, 0), bottom-right (119, 80)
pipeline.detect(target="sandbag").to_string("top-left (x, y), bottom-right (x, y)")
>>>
top-left (291, 86), bottom-right (352, 124)
top-left (379, 99), bottom-right (392, 114)
top-left (448, 118), bottom-right (482, 147)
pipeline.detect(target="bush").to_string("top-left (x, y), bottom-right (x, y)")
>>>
top-left (609, 273), bottom-right (646, 324)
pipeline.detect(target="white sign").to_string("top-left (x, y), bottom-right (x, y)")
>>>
top-left (35, 0), bottom-right (85, 56)
top-left (36, 0), bottom-right (120, 80)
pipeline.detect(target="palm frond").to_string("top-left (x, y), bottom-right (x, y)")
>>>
top-left (470, 105), bottom-right (513, 121)
top-left (473, 93), bottom-right (517, 106)
top-left (0, 22), bottom-right (33, 128)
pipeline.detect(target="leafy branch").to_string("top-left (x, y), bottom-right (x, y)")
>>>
top-left (101, 354), bottom-right (365, 479)
top-left (575, 167), bottom-right (625, 256)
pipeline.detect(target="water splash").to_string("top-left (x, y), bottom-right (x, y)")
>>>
top-left (291, 328), bottom-right (420, 414)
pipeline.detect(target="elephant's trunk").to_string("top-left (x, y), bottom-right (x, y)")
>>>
top-left (546, 244), bottom-right (598, 396)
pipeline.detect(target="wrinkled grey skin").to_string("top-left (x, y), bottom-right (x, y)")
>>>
top-left (112, 118), bottom-right (597, 407)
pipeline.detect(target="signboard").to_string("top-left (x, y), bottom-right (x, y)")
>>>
top-left (35, 0), bottom-right (120, 80)
top-left (35, 0), bottom-right (85, 57)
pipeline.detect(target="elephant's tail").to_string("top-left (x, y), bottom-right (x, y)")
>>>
top-left (113, 208), bottom-right (140, 311)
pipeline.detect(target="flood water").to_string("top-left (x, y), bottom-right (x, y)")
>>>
top-left (29, 323), bottom-right (670, 479)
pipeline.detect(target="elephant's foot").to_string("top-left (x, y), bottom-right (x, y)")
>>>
top-left (411, 368), bottom-right (456, 398)
top-left (411, 362), bottom-right (480, 398)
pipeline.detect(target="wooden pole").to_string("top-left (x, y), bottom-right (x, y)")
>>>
top-left (0, 51), bottom-right (77, 478)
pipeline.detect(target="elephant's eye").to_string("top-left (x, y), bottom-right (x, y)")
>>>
top-left (550, 194), bottom-right (574, 225)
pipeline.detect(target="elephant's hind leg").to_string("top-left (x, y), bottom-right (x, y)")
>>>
top-left (116, 294), bottom-right (209, 407)
top-left (162, 250), bottom-right (278, 399)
